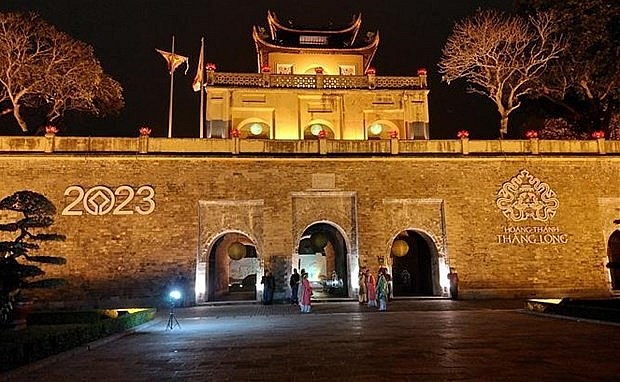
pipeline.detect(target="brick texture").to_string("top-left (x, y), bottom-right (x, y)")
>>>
top-left (0, 155), bottom-right (618, 307)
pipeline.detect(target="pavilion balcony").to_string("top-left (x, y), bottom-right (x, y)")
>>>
top-left (205, 71), bottom-right (427, 90)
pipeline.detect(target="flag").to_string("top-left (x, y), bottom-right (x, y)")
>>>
top-left (192, 39), bottom-right (204, 92)
top-left (156, 49), bottom-right (189, 74)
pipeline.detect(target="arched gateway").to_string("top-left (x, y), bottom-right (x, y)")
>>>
top-left (608, 230), bottom-right (620, 290)
top-left (294, 221), bottom-right (353, 299)
top-left (390, 229), bottom-right (444, 297)
top-left (205, 231), bottom-right (260, 302)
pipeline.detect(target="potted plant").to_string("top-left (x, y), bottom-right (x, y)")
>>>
top-left (0, 191), bottom-right (66, 329)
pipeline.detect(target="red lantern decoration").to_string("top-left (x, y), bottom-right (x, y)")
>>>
top-left (457, 130), bottom-right (469, 139)
top-left (44, 125), bottom-right (59, 135)
top-left (138, 126), bottom-right (152, 136)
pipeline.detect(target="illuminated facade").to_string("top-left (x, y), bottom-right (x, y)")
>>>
top-left (0, 13), bottom-right (618, 309)
top-left (205, 11), bottom-right (430, 141)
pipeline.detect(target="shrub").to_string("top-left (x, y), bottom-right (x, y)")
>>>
top-left (0, 308), bottom-right (156, 371)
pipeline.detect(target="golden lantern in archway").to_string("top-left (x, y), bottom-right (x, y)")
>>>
top-left (228, 242), bottom-right (247, 260)
top-left (391, 239), bottom-right (409, 257)
top-left (310, 232), bottom-right (328, 251)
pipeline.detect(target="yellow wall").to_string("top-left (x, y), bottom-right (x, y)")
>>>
top-left (268, 52), bottom-right (364, 75)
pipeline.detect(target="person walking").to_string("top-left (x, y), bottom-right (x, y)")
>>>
top-left (261, 270), bottom-right (275, 305)
top-left (358, 268), bottom-right (368, 304)
top-left (289, 268), bottom-right (300, 304)
top-left (367, 269), bottom-right (377, 308)
top-left (299, 272), bottom-right (313, 313)
top-left (376, 268), bottom-right (389, 311)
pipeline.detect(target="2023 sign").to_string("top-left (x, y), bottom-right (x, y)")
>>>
top-left (62, 185), bottom-right (155, 216)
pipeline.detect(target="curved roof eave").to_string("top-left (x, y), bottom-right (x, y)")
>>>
top-left (253, 27), bottom-right (379, 55)
top-left (253, 26), bottom-right (380, 73)
top-left (266, 10), bottom-right (362, 37)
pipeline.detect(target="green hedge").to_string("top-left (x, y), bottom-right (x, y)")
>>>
top-left (0, 308), bottom-right (156, 372)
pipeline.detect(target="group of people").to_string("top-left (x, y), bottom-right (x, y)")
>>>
top-left (289, 268), bottom-right (312, 313)
top-left (358, 267), bottom-right (391, 311)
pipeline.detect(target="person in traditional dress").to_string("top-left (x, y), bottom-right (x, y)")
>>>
top-left (297, 269), bottom-right (306, 304)
top-left (299, 272), bottom-right (313, 313)
top-left (376, 268), bottom-right (389, 311)
top-left (366, 269), bottom-right (377, 307)
top-left (358, 268), bottom-right (368, 304)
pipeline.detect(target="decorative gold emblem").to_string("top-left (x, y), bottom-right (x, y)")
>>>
top-left (496, 170), bottom-right (559, 222)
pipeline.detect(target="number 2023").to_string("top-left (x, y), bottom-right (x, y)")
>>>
top-left (62, 185), bottom-right (155, 216)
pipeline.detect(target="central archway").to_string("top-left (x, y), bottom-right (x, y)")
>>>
top-left (390, 230), bottom-right (442, 297)
top-left (295, 222), bottom-right (350, 299)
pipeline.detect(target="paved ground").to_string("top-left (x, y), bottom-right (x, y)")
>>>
top-left (2, 299), bottom-right (620, 381)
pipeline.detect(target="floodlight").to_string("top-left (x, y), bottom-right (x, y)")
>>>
top-left (169, 290), bottom-right (182, 300)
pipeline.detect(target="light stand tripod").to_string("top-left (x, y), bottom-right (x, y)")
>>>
top-left (166, 301), bottom-right (181, 330)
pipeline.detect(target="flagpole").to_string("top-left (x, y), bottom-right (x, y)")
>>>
top-left (168, 35), bottom-right (175, 139)
top-left (199, 37), bottom-right (205, 139)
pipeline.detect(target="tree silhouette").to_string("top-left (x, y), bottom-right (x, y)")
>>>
top-left (0, 190), bottom-right (66, 327)
top-left (0, 12), bottom-right (124, 133)
top-left (439, 10), bottom-right (564, 138)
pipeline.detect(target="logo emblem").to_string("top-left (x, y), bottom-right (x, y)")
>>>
top-left (496, 170), bottom-right (559, 222)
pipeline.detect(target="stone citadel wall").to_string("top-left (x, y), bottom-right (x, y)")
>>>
top-left (1, 143), bottom-right (618, 307)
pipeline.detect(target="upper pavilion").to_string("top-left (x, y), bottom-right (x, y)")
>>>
top-left (204, 11), bottom-right (430, 141)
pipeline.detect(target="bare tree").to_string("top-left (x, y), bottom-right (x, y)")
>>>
top-left (0, 12), bottom-right (123, 133)
top-left (439, 10), bottom-right (564, 138)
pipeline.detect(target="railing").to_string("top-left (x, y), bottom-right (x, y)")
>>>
top-left (0, 136), bottom-right (616, 156)
top-left (207, 72), bottom-right (426, 89)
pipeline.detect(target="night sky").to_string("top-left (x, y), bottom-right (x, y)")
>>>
top-left (2, 0), bottom-right (514, 139)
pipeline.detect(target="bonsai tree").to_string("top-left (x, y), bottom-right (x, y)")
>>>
top-left (0, 191), bottom-right (66, 327)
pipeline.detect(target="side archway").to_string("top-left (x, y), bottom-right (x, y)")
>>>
top-left (607, 230), bottom-right (620, 290)
top-left (389, 229), bottom-right (443, 297)
top-left (204, 231), bottom-right (261, 302)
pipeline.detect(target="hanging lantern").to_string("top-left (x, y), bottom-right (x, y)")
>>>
top-left (298, 238), bottom-right (314, 254)
top-left (391, 239), bottom-right (409, 257)
top-left (310, 232), bottom-right (328, 251)
top-left (228, 242), bottom-right (246, 260)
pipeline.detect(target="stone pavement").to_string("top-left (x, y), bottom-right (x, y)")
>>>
top-left (2, 299), bottom-right (620, 381)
